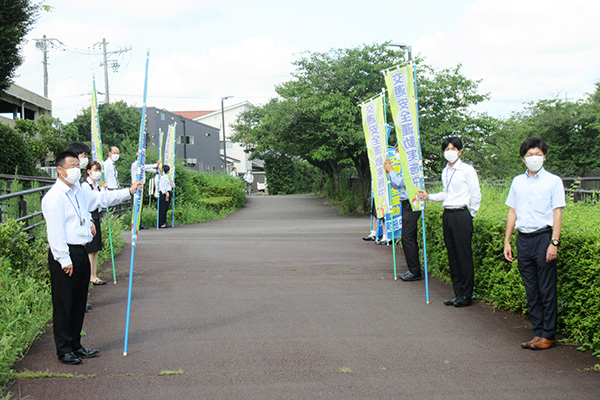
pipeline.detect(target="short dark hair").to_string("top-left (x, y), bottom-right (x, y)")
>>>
top-left (67, 142), bottom-right (91, 156)
top-left (86, 160), bottom-right (102, 171)
top-left (519, 136), bottom-right (548, 158)
top-left (56, 151), bottom-right (79, 167)
top-left (163, 165), bottom-right (170, 174)
top-left (442, 137), bottom-right (463, 151)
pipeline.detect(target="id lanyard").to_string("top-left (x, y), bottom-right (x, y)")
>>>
top-left (444, 168), bottom-right (457, 193)
top-left (65, 191), bottom-right (85, 226)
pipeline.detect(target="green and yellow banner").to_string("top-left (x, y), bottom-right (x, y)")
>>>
top-left (384, 65), bottom-right (423, 211)
top-left (360, 93), bottom-right (389, 219)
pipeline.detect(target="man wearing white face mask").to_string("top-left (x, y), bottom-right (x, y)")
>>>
top-left (42, 151), bottom-right (141, 364)
top-left (67, 142), bottom-right (91, 171)
top-left (503, 136), bottom-right (565, 350)
top-left (418, 137), bottom-right (481, 307)
top-left (104, 146), bottom-right (121, 189)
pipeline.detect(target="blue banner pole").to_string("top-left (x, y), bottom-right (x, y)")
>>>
top-left (124, 49), bottom-right (150, 356)
top-left (412, 63), bottom-right (430, 304)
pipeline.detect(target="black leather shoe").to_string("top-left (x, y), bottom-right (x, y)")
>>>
top-left (444, 297), bottom-right (458, 306)
top-left (73, 347), bottom-right (100, 359)
top-left (58, 352), bottom-right (82, 365)
top-left (399, 271), bottom-right (423, 281)
top-left (85, 303), bottom-right (92, 313)
top-left (454, 296), bottom-right (473, 307)
top-left (362, 235), bottom-right (376, 241)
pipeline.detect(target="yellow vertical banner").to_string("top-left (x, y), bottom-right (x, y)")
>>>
top-left (384, 65), bottom-right (423, 211)
top-left (360, 93), bottom-right (389, 219)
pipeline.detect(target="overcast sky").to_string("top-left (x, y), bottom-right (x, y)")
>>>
top-left (12, 0), bottom-right (600, 123)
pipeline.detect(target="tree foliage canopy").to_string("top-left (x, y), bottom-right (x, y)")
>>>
top-left (0, 0), bottom-right (39, 93)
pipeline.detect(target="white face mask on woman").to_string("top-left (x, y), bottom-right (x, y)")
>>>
top-left (444, 150), bottom-right (459, 164)
top-left (91, 170), bottom-right (102, 182)
top-left (524, 155), bottom-right (544, 172)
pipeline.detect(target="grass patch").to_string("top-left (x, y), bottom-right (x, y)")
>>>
top-left (158, 370), bottom-right (183, 376)
top-left (12, 370), bottom-right (96, 380)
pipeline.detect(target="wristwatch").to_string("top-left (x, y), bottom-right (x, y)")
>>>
top-left (550, 239), bottom-right (560, 247)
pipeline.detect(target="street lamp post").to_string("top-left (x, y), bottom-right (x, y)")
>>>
top-left (389, 42), bottom-right (412, 62)
top-left (221, 96), bottom-right (233, 172)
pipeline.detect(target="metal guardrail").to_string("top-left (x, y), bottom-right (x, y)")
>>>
top-left (0, 175), bottom-right (132, 239)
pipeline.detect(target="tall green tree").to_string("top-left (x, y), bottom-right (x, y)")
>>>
top-left (0, 124), bottom-right (34, 175)
top-left (233, 42), bottom-right (494, 203)
top-left (13, 116), bottom-right (76, 167)
top-left (0, 0), bottom-right (40, 93)
top-left (67, 100), bottom-right (141, 147)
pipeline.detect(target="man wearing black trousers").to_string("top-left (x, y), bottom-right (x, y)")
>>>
top-left (383, 154), bottom-right (423, 281)
top-left (42, 151), bottom-right (140, 364)
top-left (418, 137), bottom-right (481, 307)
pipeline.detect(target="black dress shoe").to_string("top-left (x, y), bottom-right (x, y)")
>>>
top-left (73, 347), bottom-right (100, 359)
top-left (454, 296), bottom-right (473, 307)
top-left (85, 303), bottom-right (92, 312)
top-left (444, 297), bottom-right (458, 306)
top-left (58, 352), bottom-right (82, 365)
top-left (398, 271), bottom-right (423, 281)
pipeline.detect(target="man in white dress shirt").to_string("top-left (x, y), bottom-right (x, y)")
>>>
top-left (104, 146), bottom-right (120, 190)
top-left (42, 151), bottom-right (140, 364)
top-left (418, 137), bottom-right (481, 307)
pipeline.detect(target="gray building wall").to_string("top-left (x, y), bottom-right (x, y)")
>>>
top-left (144, 107), bottom-right (221, 173)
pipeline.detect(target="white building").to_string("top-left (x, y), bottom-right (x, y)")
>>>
top-left (175, 101), bottom-right (261, 175)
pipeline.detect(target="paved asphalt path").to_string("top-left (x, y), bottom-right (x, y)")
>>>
top-left (9, 195), bottom-right (600, 399)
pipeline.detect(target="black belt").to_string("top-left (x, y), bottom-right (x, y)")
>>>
top-left (443, 206), bottom-right (468, 212)
top-left (67, 244), bottom-right (86, 249)
top-left (518, 226), bottom-right (552, 237)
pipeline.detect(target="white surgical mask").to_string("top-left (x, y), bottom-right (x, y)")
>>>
top-left (91, 171), bottom-right (102, 181)
top-left (444, 150), bottom-right (459, 164)
top-left (525, 155), bottom-right (544, 172)
top-left (79, 157), bottom-right (89, 169)
top-left (64, 167), bottom-right (81, 184)
top-left (111, 154), bottom-right (120, 162)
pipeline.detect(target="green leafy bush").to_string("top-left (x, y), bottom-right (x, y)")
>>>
top-left (420, 184), bottom-right (600, 355)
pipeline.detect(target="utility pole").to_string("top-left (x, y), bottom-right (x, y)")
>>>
top-left (34, 35), bottom-right (64, 97)
top-left (97, 38), bottom-right (132, 103)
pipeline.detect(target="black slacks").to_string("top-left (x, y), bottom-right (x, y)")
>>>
top-left (516, 232), bottom-right (557, 339)
top-left (442, 208), bottom-right (474, 298)
top-left (48, 245), bottom-right (90, 356)
top-left (401, 200), bottom-right (422, 275)
top-left (159, 192), bottom-right (170, 227)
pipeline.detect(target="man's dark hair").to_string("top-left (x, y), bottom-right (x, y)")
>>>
top-left (163, 165), bottom-right (170, 174)
top-left (519, 136), bottom-right (548, 158)
top-left (67, 142), bottom-right (91, 156)
top-left (56, 151), bottom-right (79, 167)
top-left (442, 137), bottom-right (463, 151)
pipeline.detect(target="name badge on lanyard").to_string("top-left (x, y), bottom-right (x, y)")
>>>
top-left (67, 191), bottom-right (89, 236)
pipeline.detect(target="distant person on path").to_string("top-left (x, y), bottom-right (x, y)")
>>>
top-left (243, 169), bottom-right (254, 195)
top-left (159, 165), bottom-right (173, 228)
top-left (104, 146), bottom-right (120, 190)
top-left (418, 137), bottom-right (481, 307)
top-left (81, 161), bottom-right (107, 286)
top-left (503, 136), bottom-right (565, 350)
top-left (42, 151), bottom-right (140, 365)
top-left (384, 147), bottom-right (423, 281)
top-left (230, 167), bottom-right (238, 177)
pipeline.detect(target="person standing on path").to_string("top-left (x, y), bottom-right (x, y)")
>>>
top-left (418, 137), bottom-right (481, 307)
top-left (81, 161), bottom-right (107, 286)
top-left (503, 136), bottom-right (565, 351)
top-left (158, 165), bottom-right (173, 228)
top-left (104, 146), bottom-right (120, 190)
top-left (42, 151), bottom-right (141, 365)
top-left (243, 169), bottom-right (254, 195)
top-left (384, 147), bottom-right (423, 281)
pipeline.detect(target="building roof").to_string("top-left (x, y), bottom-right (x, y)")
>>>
top-left (172, 110), bottom-right (215, 119)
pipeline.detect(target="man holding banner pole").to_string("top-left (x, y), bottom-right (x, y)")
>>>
top-left (384, 149), bottom-right (423, 281)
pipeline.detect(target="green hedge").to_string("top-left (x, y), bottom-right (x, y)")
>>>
top-left (420, 184), bottom-right (600, 355)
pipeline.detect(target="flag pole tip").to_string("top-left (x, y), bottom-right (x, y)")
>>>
top-left (426, 301), bottom-right (430, 304)
top-left (123, 352), bottom-right (128, 356)
top-left (394, 277), bottom-right (398, 281)
top-left (113, 281), bottom-right (117, 285)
